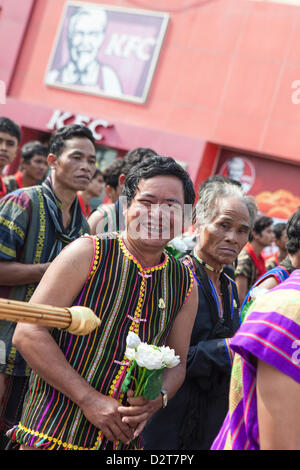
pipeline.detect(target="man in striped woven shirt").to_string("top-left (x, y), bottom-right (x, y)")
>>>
top-left (9, 155), bottom-right (198, 450)
top-left (0, 124), bottom-right (96, 449)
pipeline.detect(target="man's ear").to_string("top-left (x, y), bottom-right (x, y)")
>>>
top-left (47, 153), bottom-right (58, 170)
top-left (118, 173), bottom-right (126, 187)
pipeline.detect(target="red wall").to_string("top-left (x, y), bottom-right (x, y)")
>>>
top-left (2, 0), bottom-right (300, 179)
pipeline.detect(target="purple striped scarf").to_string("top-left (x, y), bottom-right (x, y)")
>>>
top-left (212, 269), bottom-right (300, 450)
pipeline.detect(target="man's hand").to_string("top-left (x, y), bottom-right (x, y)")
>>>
top-left (80, 390), bottom-right (135, 445)
top-left (39, 262), bottom-right (51, 276)
top-left (118, 389), bottom-right (162, 439)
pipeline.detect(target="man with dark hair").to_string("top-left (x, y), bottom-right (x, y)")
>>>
top-left (265, 222), bottom-right (287, 270)
top-left (122, 147), bottom-right (157, 171)
top-left (235, 215), bottom-right (274, 304)
top-left (123, 154), bottom-right (195, 207)
top-left (0, 124), bottom-right (96, 449)
top-left (8, 155), bottom-right (198, 450)
top-left (88, 147), bottom-right (157, 234)
top-left (0, 117), bottom-right (21, 197)
top-left (3, 141), bottom-right (48, 191)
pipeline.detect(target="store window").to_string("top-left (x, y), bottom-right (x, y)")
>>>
top-left (95, 144), bottom-right (118, 171)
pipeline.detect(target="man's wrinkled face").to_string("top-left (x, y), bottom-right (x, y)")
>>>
top-left (196, 197), bottom-right (250, 267)
top-left (124, 175), bottom-right (186, 248)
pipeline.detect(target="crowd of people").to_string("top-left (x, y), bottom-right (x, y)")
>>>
top-left (0, 115), bottom-right (299, 451)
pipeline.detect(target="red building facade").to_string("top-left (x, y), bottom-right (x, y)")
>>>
top-left (1, 0), bottom-right (300, 213)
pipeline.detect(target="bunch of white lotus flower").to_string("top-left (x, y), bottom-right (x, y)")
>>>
top-left (125, 331), bottom-right (180, 369)
top-left (121, 332), bottom-right (180, 399)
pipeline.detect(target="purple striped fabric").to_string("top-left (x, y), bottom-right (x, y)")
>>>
top-left (212, 269), bottom-right (300, 450)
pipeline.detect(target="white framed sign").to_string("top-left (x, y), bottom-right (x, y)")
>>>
top-left (45, 1), bottom-right (169, 104)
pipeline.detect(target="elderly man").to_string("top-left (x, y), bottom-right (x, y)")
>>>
top-left (9, 155), bottom-right (198, 450)
top-left (0, 124), bottom-right (96, 449)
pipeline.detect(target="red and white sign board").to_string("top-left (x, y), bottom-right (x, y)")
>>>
top-left (45, 1), bottom-right (169, 104)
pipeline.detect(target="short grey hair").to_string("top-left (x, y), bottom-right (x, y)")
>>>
top-left (193, 176), bottom-right (257, 230)
top-left (68, 7), bottom-right (107, 37)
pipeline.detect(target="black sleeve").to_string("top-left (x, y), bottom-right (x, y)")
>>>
top-left (186, 337), bottom-right (233, 379)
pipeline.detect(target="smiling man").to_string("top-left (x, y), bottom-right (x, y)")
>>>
top-left (8, 155), bottom-right (198, 451)
top-left (0, 124), bottom-right (96, 449)
top-left (0, 117), bottom-right (21, 198)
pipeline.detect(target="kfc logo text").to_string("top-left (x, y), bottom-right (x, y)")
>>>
top-left (46, 109), bottom-right (112, 141)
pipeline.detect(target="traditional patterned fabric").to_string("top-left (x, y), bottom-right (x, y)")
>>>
top-left (94, 199), bottom-right (125, 233)
top-left (265, 252), bottom-right (279, 271)
top-left (240, 264), bottom-right (291, 318)
top-left (235, 245), bottom-right (265, 292)
top-left (8, 234), bottom-right (194, 450)
top-left (0, 175), bottom-right (18, 198)
top-left (211, 270), bottom-right (300, 450)
top-left (0, 177), bottom-right (89, 376)
top-left (3, 171), bottom-right (23, 193)
top-left (95, 202), bottom-right (118, 233)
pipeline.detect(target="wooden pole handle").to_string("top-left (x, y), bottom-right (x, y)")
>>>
top-left (0, 298), bottom-right (101, 335)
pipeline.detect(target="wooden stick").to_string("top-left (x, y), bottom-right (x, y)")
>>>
top-left (0, 299), bottom-right (70, 315)
top-left (0, 298), bottom-right (101, 335)
top-left (0, 311), bottom-right (68, 325)
top-left (0, 311), bottom-right (70, 325)
top-left (0, 298), bottom-right (71, 329)
top-left (0, 305), bottom-right (70, 317)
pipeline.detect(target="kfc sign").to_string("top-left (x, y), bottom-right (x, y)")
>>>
top-left (105, 34), bottom-right (157, 61)
top-left (45, 2), bottom-right (169, 104)
top-left (46, 109), bottom-right (112, 141)
top-left (219, 156), bottom-right (256, 194)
